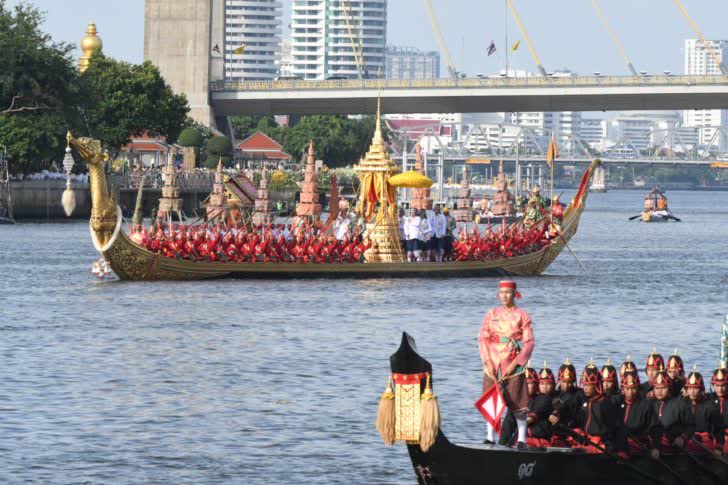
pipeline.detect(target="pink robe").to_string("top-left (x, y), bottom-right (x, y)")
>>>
top-left (478, 306), bottom-right (534, 375)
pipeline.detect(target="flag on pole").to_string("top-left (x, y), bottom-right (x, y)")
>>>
top-left (475, 383), bottom-right (507, 433)
top-left (511, 40), bottom-right (521, 52)
top-left (233, 44), bottom-right (246, 55)
top-left (546, 136), bottom-right (559, 167)
top-left (486, 41), bottom-right (496, 56)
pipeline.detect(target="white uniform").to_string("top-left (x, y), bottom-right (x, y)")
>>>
top-left (434, 213), bottom-right (447, 238)
top-left (404, 216), bottom-right (421, 241)
top-left (334, 217), bottom-right (350, 241)
top-left (418, 217), bottom-right (432, 243)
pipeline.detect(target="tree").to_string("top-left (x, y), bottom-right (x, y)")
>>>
top-left (77, 53), bottom-right (189, 154)
top-left (0, 1), bottom-right (78, 173)
top-left (283, 115), bottom-right (388, 168)
top-left (177, 127), bottom-right (205, 147)
top-left (205, 136), bottom-right (233, 168)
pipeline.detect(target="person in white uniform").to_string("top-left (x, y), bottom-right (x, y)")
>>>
top-left (334, 211), bottom-right (351, 241)
top-left (432, 206), bottom-right (447, 262)
top-left (417, 209), bottom-right (433, 262)
top-left (403, 208), bottom-right (421, 262)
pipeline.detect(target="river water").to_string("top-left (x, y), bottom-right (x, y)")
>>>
top-left (1, 190), bottom-right (727, 484)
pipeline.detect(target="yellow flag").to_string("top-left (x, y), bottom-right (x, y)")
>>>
top-left (233, 45), bottom-right (245, 55)
top-left (546, 137), bottom-right (559, 167)
top-left (511, 40), bottom-right (520, 52)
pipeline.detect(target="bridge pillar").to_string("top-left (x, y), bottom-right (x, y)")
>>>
top-left (144, 0), bottom-right (224, 128)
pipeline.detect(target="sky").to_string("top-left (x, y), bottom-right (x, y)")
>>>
top-left (9, 0), bottom-right (728, 77)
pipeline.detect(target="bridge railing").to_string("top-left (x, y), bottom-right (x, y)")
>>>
top-left (211, 75), bottom-right (728, 93)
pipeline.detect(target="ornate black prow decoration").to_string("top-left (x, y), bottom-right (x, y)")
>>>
top-left (390, 332), bottom-right (432, 375)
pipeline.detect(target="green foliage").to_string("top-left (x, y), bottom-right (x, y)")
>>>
top-left (232, 115), bottom-right (275, 139)
top-left (283, 115), bottom-right (388, 168)
top-left (206, 136), bottom-right (233, 157)
top-left (177, 127), bottom-right (205, 147)
top-left (0, 1), bottom-right (78, 173)
top-left (77, 53), bottom-right (189, 154)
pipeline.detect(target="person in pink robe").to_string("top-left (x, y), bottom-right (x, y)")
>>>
top-left (478, 280), bottom-right (534, 447)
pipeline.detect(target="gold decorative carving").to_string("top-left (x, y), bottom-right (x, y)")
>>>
top-left (67, 132), bottom-right (117, 248)
top-left (394, 383), bottom-right (421, 442)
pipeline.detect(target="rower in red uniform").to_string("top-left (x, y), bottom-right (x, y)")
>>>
top-left (684, 369), bottom-right (725, 455)
top-left (708, 364), bottom-right (728, 454)
top-left (478, 280), bottom-right (535, 449)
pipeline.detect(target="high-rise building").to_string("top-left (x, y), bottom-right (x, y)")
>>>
top-left (579, 119), bottom-right (608, 150)
top-left (385, 46), bottom-right (439, 80)
top-left (683, 39), bottom-right (728, 150)
top-left (291, 0), bottom-right (387, 80)
top-left (279, 39), bottom-right (293, 77)
top-left (224, 0), bottom-right (282, 81)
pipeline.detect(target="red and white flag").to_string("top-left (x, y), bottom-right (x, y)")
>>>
top-left (475, 383), bottom-right (507, 433)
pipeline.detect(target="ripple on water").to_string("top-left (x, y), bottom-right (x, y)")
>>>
top-left (0, 191), bottom-right (727, 483)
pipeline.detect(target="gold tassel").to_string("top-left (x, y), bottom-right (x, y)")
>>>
top-left (62, 187), bottom-right (76, 217)
top-left (419, 374), bottom-right (440, 453)
top-left (375, 377), bottom-right (396, 445)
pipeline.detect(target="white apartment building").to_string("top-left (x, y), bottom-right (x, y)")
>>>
top-left (462, 123), bottom-right (522, 154)
top-left (683, 39), bottom-right (728, 150)
top-left (580, 119), bottom-right (608, 150)
top-left (495, 70), bottom-right (580, 148)
top-left (279, 39), bottom-right (293, 77)
top-left (224, 0), bottom-right (282, 81)
top-left (385, 46), bottom-right (440, 80)
top-left (291, 0), bottom-right (387, 80)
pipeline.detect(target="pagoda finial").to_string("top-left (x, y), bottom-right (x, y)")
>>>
top-left (308, 140), bottom-right (315, 162)
top-left (372, 90), bottom-right (383, 145)
top-left (80, 20), bottom-right (103, 73)
top-left (217, 156), bottom-right (222, 173)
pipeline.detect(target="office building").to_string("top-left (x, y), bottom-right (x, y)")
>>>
top-left (291, 0), bottom-right (387, 80)
top-left (224, 0), bottom-right (282, 81)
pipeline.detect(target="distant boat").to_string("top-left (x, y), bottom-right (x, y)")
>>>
top-left (590, 166), bottom-right (607, 193)
top-left (631, 187), bottom-right (681, 222)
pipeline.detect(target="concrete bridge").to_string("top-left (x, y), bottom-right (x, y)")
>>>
top-left (144, 2), bottom-right (728, 124)
top-left (210, 75), bottom-right (728, 116)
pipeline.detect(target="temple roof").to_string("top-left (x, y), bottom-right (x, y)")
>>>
top-left (236, 132), bottom-right (291, 160)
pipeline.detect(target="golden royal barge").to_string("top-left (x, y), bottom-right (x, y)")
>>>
top-left (69, 122), bottom-right (598, 281)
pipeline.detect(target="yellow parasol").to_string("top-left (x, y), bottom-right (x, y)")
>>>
top-left (388, 170), bottom-right (434, 189)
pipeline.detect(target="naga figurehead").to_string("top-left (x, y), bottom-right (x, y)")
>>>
top-left (67, 131), bottom-right (118, 248)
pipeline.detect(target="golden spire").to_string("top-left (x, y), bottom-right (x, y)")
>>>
top-left (372, 92), bottom-right (383, 146)
top-left (80, 20), bottom-right (103, 73)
